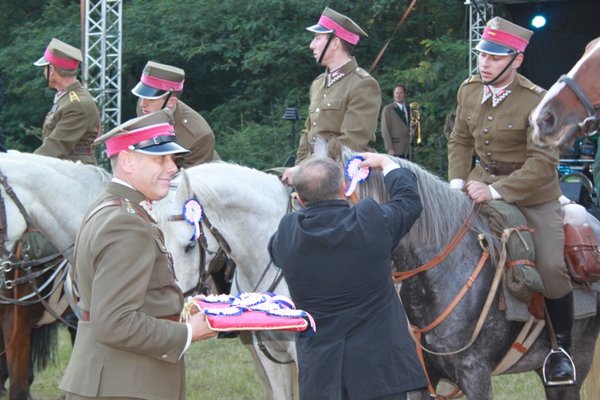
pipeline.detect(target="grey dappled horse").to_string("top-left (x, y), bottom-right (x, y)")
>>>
top-left (158, 157), bottom-right (600, 400)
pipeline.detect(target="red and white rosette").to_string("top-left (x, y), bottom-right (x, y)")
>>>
top-left (344, 155), bottom-right (370, 197)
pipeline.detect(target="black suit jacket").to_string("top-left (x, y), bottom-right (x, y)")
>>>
top-left (269, 167), bottom-right (427, 400)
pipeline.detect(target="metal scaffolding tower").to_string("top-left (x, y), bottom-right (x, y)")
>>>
top-left (82, 0), bottom-right (122, 133)
top-left (465, 0), bottom-right (494, 74)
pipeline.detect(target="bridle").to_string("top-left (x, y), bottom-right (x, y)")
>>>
top-left (0, 169), bottom-right (76, 333)
top-left (557, 74), bottom-right (600, 136)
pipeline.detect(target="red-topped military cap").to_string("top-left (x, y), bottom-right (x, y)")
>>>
top-left (34, 38), bottom-right (82, 70)
top-left (132, 61), bottom-right (185, 100)
top-left (96, 109), bottom-right (189, 158)
top-left (306, 7), bottom-right (368, 46)
top-left (476, 17), bottom-right (533, 56)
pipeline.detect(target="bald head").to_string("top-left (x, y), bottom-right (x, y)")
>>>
top-left (294, 157), bottom-right (344, 206)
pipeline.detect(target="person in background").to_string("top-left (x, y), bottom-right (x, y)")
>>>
top-left (270, 153), bottom-right (427, 400)
top-left (380, 84), bottom-right (413, 159)
top-left (447, 17), bottom-right (575, 386)
top-left (33, 38), bottom-right (100, 164)
top-left (132, 61), bottom-right (220, 168)
top-left (282, 7), bottom-right (381, 184)
top-left (60, 109), bottom-right (216, 400)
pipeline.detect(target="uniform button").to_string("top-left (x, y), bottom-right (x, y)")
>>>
top-left (487, 115), bottom-right (493, 121)
top-left (161, 354), bottom-right (168, 360)
top-left (312, 122), bottom-right (316, 126)
top-left (483, 128), bottom-right (489, 133)
top-left (508, 124), bottom-right (513, 129)
top-left (327, 103), bottom-right (331, 107)
top-left (315, 108), bottom-right (320, 112)
top-left (467, 116), bottom-right (472, 120)
top-left (183, 119), bottom-right (188, 124)
top-left (484, 140), bottom-right (490, 145)
top-left (486, 152), bottom-right (492, 157)
top-left (491, 174), bottom-right (496, 178)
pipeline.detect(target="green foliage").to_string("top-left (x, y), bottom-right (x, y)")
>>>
top-left (0, 0), bottom-right (470, 174)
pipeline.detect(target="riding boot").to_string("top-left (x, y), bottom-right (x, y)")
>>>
top-left (544, 291), bottom-right (576, 386)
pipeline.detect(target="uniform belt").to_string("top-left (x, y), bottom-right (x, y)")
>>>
top-left (70, 145), bottom-right (93, 155)
top-left (81, 311), bottom-right (180, 322)
top-left (482, 162), bottom-right (523, 176)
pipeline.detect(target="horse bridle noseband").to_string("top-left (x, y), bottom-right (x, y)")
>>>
top-left (557, 74), bottom-right (600, 135)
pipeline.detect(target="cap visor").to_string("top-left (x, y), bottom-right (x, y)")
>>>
top-left (33, 56), bottom-right (50, 67)
top-left (135, 142), bottom-right (190, 156)
top-left (131, 82), bottom-right (169, 100)
top-left (476, 40), bottom-right (516, 56)
top-left (306, 24), bottom-right (334, 34)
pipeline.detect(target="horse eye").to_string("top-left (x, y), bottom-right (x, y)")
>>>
top-left (184, 241), bottom-right (196, 253)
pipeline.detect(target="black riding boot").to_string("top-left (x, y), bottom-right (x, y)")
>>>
top-left (544, 291), bottom-right (576, 386)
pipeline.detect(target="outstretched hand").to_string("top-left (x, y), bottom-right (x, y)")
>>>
top-left (357, 152), bottom-right (396, 170)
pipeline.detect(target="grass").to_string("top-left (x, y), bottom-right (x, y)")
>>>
top-left (14, 327), bottom-right (593, 399)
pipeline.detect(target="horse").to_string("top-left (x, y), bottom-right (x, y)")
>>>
top-left (531, 36), bottom-right (600, 149)
top-left (0, 151), bottom-right (111, 400)
top-left (156, 158), bottom-right (600, 400)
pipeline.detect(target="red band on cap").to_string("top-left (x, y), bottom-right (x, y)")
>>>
top-left (318, 15), bottom-right (360, 45)
top-left (482, 27), bottom-right (528, 52)
top-left (105, 123), bottom-right (175, 157)
top-left (141, 73), bottom-right (184, 92)
top-left (44, 48), bottom-right (80, 70)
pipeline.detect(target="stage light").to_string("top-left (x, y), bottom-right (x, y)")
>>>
top-left (531, 14), bottom-right (546, 29)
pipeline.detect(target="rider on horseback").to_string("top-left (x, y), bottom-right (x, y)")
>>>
top-left (447, 17), bottom-right (576, 386)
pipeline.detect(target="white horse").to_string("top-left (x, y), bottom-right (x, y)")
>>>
top-left (156, 163), bottom-right (298, 400)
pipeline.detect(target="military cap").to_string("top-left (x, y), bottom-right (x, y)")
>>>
top-left (34, 38), bottom-right (82, 70)
top-left (476, 17), bottom-right (533, 56)
top-left (132, 61), bottom-right (185, 100)
top-left (306, 7), bottom-right (367, 45)
top-left (95, 109), bottom-right (189, 158)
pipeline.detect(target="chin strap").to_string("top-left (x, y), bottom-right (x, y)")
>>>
top-left (317, 32), bottom-right (336, 65)
top-left (161, 91), bottom-right (173, 110)
top-left (481, 52), bottom-right (518, 86)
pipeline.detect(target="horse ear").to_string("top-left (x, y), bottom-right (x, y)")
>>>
top-left (327, 136), bottom-right (342, 162)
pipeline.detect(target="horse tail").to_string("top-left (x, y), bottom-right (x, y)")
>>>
top-left (31, 323), bottom-right (58, 371)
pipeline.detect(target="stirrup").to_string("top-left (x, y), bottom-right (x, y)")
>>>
top-left (542, 347), bottom-right (577, 386)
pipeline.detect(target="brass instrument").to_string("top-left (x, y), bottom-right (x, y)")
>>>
top-left (409, 101), bottom-right (422, 145)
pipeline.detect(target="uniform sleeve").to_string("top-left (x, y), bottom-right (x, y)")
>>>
top-left (381, 168), bottom-right (423, 246)
top-left (181, 125), bottom-right (217, 167)
top-left (447, 84), bottom-right (475, 181)
top-left (89, 212), bottom-right (188, 364)
top-left (34, 101), bottom-right (94, 158)
top-left (337, 78), bottom-right (381, 150)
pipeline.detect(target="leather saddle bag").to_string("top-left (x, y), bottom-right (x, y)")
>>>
top-left (563, 223), bottom-right (600, 283)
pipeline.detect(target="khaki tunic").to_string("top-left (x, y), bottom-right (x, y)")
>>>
top-left (60, 182), bottom-right (188, 399)
top-left (448, 74), bottom-right (561, 206)
top-left (34, 81), bottom-right (100, 165)
top-left (448, 74), bottom-right (571, 298)
top-left (296, 57), bottom-right (381, 164)
top-left (380, 102), bottom-right (412, 157)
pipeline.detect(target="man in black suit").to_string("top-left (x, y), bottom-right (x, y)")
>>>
top-left (269, 153), bottom-right (427, 400)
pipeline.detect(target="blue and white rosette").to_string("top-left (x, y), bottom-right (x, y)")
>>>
top-left (344, 155), bottom-right (370, 197)
top-left (182, 198), bottom-right (203, 241)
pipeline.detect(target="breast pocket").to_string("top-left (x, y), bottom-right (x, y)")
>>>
top-left (460, 108), bottom-right (479, 130)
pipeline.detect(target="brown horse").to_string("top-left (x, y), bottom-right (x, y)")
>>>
top-left (531, 37), bottom-right (600, 148)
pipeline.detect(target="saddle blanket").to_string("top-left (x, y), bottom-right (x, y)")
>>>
top-left (183, 292), bottom-right (316, 332)
top-left (504, 281), bottom-right (600, 322)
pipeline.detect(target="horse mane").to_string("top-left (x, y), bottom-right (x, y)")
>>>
top-left (340, 148), bottom-right (498, 260)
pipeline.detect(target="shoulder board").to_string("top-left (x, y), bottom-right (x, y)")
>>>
top-left (528, 84), bottom-right (545, 95)
top-left (121, 198), bottom-right (138, 215)
top-left (463, 75), bottom-right (481, 85)
top-left (517, 74), bottom-right (545, 95)
top-left (69, 91), bottom-right (80, 102)
top-left (355, 67), bottom-right (371, 79)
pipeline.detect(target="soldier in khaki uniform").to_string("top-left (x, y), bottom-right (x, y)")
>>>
top-left (448, 17), bottom-right (575, 386)
top-left (33, 38), bottom-right (100, 165)
top-left (132, 61), bottom-right (220, 168)
top-left (380, 84), bottom-right (413, 158)
top-left (60, 110), bottom-right (216, 400)
top-left (283, 7), bottom-right (381, 184)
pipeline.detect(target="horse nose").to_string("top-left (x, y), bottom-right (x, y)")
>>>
top-left (534, 109), bottom-right (556, 138)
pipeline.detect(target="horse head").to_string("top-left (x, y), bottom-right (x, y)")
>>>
top-left (156, 162), bottom-right (291, 295)
top-left (532, 36), bottom-right (600, 149)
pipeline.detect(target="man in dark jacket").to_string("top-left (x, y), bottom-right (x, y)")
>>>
top-left (269, 153), bottom-right (427, 400)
